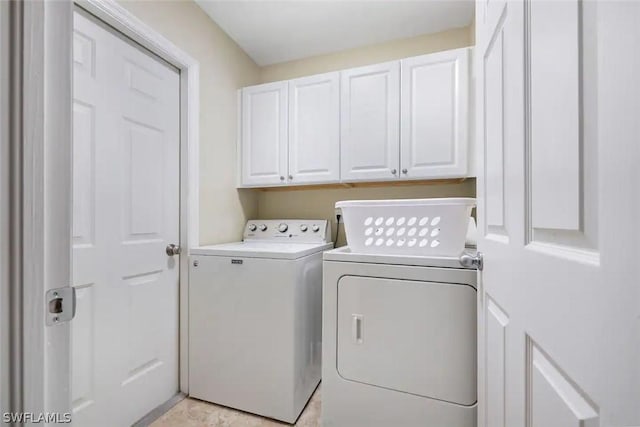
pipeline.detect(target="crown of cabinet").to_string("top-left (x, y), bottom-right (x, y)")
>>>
top-left (237, 47), bottom-right (472, 189)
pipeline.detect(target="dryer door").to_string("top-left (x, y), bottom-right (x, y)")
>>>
top-left (337, 276), bottom-right (476, 406)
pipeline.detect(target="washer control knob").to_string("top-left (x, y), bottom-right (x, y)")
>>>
top-left (278, 223), bottom-right (288, 233)
top-left (312, 224), bottom-right (320, 233)
top-left (259, 224), bottom-right (268, 232)
top-left (300, 224), bottom-right (308, 232)
top-left (248, 224), bottom-right (257, 232)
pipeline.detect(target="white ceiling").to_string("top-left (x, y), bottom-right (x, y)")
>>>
top-left (195, 0), bottom-right (474, 66)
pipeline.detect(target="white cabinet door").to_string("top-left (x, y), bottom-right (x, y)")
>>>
top-left (288, 72), bottom-right (340, 184)
top-left (400, 48), bottom-right (469, 180)
top-left (241, 81), bottom-right (288, 186)
top-left (340, 62), bottom-right (400, 182)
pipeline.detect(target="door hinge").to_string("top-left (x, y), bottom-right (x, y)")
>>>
top-left (460, 252), bottom-right (483, 271)
top-left (46, 287), bottom-right (76, 326)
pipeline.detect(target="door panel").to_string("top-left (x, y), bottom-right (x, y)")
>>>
top-left (400, 49), bottom-right (469, 179)
top-left (340, 62), bottom-right (400, 182)
top-left (241, 81), bottom-right (288, 186)
top-left (483, 14), bottom-right (507, 238)
top-left (528, 0), bottom-right (598, 252)
top-left (529, 0), bottom-right (581, 232)
top-left (72, 9), bottom-right (179, 427)
top-left (527, 340), bottom-right (599, 427)
top-left (477, 1), bottom-right (640, 427)
top-left (484, 297), bottom-right (508, 427)
top-left (72, 101), bottom-right (95, 246)
top-left (122, 120), bottom-right (164, 236)
top-left (288, 72), bottom-right (340, 184)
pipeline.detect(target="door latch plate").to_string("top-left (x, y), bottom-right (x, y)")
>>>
top-left (46, 287), bottom-right (76, 326)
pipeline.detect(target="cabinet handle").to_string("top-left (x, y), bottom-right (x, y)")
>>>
top-left (288, 175), bottom-right (293, 180)
top-left (402, 168), bottom-right (408, 174)
top-left (280, 176), bottom-right (285, 181)
top-left (391, 169), bottom-right (397, 175)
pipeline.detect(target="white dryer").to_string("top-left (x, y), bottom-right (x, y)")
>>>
top-left (190, 220), bottom-right (332, 424)
top-left (322, 247), bottom-right (477, 427)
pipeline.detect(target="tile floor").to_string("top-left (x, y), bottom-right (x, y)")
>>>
top-left (151, 385), bottom-right (321, 427)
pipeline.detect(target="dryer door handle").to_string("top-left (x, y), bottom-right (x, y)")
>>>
top-left (352, 314), bottom-right (364, 344)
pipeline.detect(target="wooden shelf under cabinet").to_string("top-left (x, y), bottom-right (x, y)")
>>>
top-left (249, 178), bottom-right (470, 192)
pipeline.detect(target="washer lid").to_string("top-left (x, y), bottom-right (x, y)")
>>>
top-left (191, 241), bottom-right (334, 260)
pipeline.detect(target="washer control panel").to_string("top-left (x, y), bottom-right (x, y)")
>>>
top-left (244, 220), bottom-right (330, 243)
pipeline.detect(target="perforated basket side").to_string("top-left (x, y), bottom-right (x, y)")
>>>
top-left (339, 200), bottom-right (475, 256)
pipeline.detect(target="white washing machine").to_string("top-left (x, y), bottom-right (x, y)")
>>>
top-left (189, 220), bottom-right (332, 424)
top-left (322, 247), bottom-right (477, 427)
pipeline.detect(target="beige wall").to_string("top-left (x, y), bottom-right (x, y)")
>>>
top-left (118, 0), bottom-right (261, 245)
top-left (258, 25), bottom-right (475, 246)
top-left (260, 26), bottom-right (472, 83)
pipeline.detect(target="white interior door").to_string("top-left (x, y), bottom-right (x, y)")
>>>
top-left (477, 1), bottom-right (640, 426)
top-left (72, 9), bottom-right (180, 426)
top-left (340, 61), bottom-right (400, 182)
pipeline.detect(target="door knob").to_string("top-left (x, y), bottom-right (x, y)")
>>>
top-left (459, 252), bottom-right (483, 270)
top-left (166, 244), bottom-right (181, 256)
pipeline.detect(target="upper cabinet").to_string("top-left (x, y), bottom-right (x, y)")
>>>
top-left (340, 62), bottom-right (400, 182)
top-left (400, 48), bottom-right (469, 179)
top-left (241, 81), bottom-right (288, 186)
top-left (237, 47), bottom-right (472, 188)
top-left (289, 72), bottom-right (340, 184)
top-left (239, 74), bottom-right (340, 187)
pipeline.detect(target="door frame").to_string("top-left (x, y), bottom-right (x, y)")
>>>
top-left (19, 0), bottom-right (199, 418)
top-left (0, 0), bottom-right (13, 418)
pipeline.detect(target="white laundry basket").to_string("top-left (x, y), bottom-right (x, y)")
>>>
top-left (336, 198), bottom-right (476, 256)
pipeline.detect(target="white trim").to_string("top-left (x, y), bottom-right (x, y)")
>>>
top-left (0, 0), bottom-right (11, 417)
top-left (6, 2), bottom-right (25, 417)
top-left (22, 0), bottom-right (74, 418)
top-left (75, 0), bottom-right (200, 394)
top-left (236, 89), bottom-right (243, 187)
